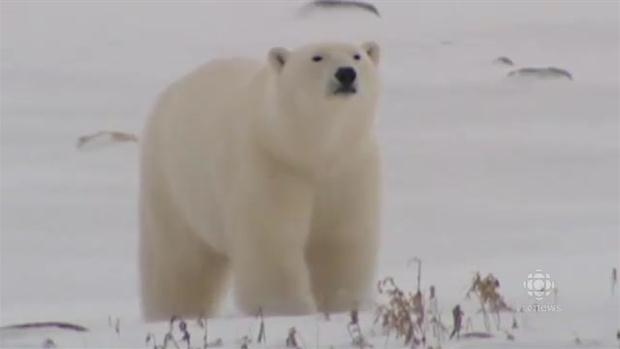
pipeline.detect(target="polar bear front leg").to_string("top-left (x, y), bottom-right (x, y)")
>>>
top-left (307, 149), bottom-right (380, 313)
top-left (229, 161), bottom-right (317, 315)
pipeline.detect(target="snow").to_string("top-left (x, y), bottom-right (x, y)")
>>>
top-left (1, 1), bottom-right (618, 348)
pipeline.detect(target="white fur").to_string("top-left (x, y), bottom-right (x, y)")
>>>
top-left (140, 42), bottom-right (381, 321)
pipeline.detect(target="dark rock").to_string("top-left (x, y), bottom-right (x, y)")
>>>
top-left (301, 0), bottom-right (380, 17)
top-left (508, 66), bottom-right (573, 80)
top-left (494, 56), bottom-right (514, 66)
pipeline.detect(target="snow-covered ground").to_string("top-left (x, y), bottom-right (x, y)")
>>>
top-left (1, 1), bottom-right (618, 348)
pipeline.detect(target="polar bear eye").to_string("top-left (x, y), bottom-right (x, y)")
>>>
top-left (353, 54), bottom-right (361, 61)
top-left (312, 55), bottom-right (323, 62)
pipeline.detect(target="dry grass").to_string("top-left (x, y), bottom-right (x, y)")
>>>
top-left (137, 270), bottom-right (522, 348)
top-left (374, 277), bottom-right (427, 347)
top-left (145, 316), bottom-right (223, 349)
top-left (465, 273), bottom-right (513, 332)
top-left (285, 327), bottom-right (301, 348)
top-left (347, 310), bottom-right (372, 348)
top-left (372, 268), bottom-right (519, 348)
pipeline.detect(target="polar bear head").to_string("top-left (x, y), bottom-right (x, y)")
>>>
top-left (263, 42), bottom-right (381, 168)
top-left (267, 42), bottom-right (381, 116)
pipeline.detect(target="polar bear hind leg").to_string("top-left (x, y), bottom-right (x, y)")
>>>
top-left (140, 172), bottom-right (229, 321)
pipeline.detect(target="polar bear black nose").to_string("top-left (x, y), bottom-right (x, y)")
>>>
top-left (335, 67), bottom-right (357, 86)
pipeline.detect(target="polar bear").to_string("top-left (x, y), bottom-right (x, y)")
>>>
top-left (140, 41), bottom-right (381, 321)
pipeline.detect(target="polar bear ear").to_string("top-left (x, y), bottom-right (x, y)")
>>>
top-left (361, 41), bottom-right (380, 65)
top-left (268, 47), bottom-right (289, 73)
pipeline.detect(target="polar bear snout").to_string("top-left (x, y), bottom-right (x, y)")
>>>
top-left (333, 66), bottom-right (357, 95)
top-left (335, 67), bottom-right (357, 86)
